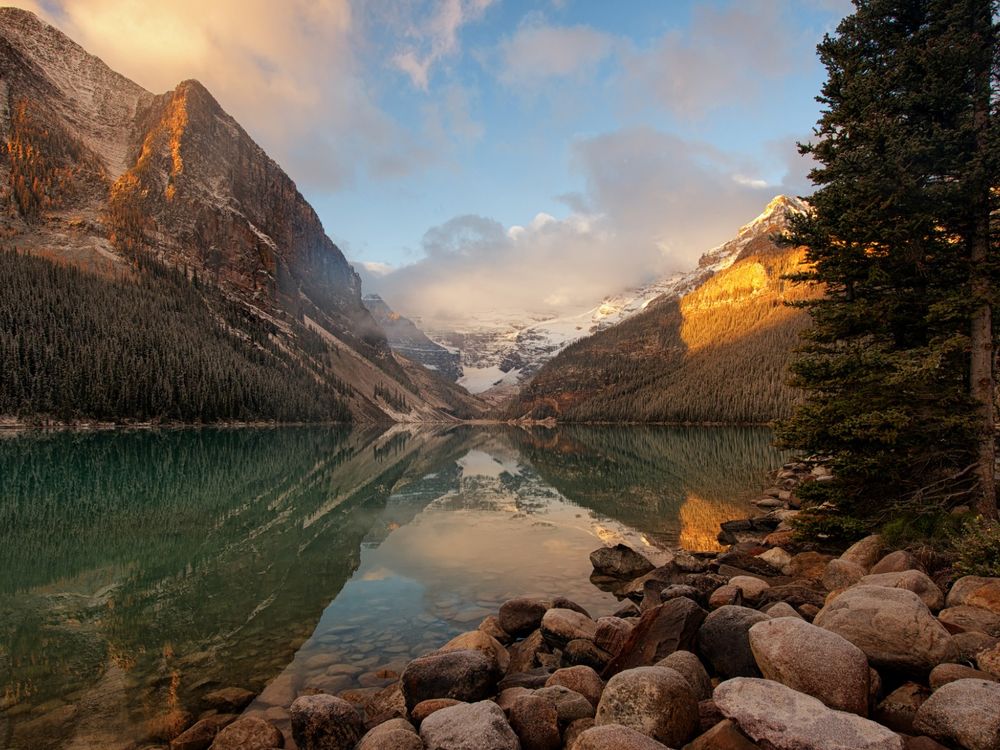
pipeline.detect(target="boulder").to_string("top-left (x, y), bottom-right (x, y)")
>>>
top-left (589, 544), bottom-right (655, 579)
top-left (533, 685), bottom-right (595, 723)
top-left (553, 597), bottom-right (592, 618)
top-left (603, 597), bottom-right (706, 677)
top-left (507, 630), bottom-right (550, 674)
top-left (498, 668), bottom-right (553, 692)
top-left (563, 639), bottom-right (612, 671)
top-left (787, 551), bottom-right (834, 581)
top-left (954, 631), bottom-right (998, 663)
top-left (570, 724), bottom-right (671, 749)
top-left (715, 550), bottom-right (783, 577)
top-left (356, 718), bottom-right (422, 750)
top-left (594, 666), bottom-right (698, 747)
top-left (660, 584), bottom-right (703, 605)
top-left (859, 571), bottom-right (944, 611)
top-left (928, 662), bottom-right (997, 690)
top-left (499, 598), bottom-right (550, 638)
top-left (874, 682), bottom-right (930, 734)
top-left (685, 719), bottom-right (761, 750)
top-left (419, 700), bottom-right (519, 750)
top-left (759, 547), bottom-right (793, 572)
top-left (400, 650), bottom-right (500, 711)
top-left (656, 650), bottom-right (712, 701)
top-left (171, 714), bottom-right (237, 750)
top-left (870, 550), bottom-right (923, 575)
top-left (764, 602), bottom-right (803, 619)
top-left (839, 535), bottom-right (885, 572)
top-left (594, 617), bottom-right (632, 657)
top-left (545, 666), bottom-right (604, 708)
top-left (709, 585), bottom-right (744, 609)
top-left (938, 605), bottom-right (1000, 637)
top-left (715, 677), bottom-right (904, 750)
top-left (813, 585), bottom-right (958, 673)
top-left (978, 642), bottom-right (1000, 677)
top-left (912, 678), bottom-right (1000, 750)
top-left (748, 617), bottom-right (870, 715)
top-left (945, 575), bottom-right (1000, 614)
top-left (411, 699), bottom-right (463, 726)
top-left (823, 559), bottom-right (866, 592)
top-left (728, 576), bottom-right (770, 603)
top-left (202, 687), bottom-right (256, 714)
top-left (697, 606), bottom-right (769, 679)
top-left (289, 694), bottom-right (363, 750)
top-left (479, 615), bottom-right (513, 645)
top-left (563, 718), bottom-right (595, 748)
top-left (438, 631), bottom-right (510, 674)
top-left (508, 694), bottom-right (560, 750)
top-left (758, 584), bottom-right (827, 611)
top-left (540, 608), bottom-right (597, 648)
top-left (209, 716), bottom-right (285, 750)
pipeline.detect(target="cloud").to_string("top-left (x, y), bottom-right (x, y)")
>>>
top-left (622, 0), bottom-right (806, 119)
top-left (368, 127), bottom-right (789, 322)
top-left (389, 0), bottom-right (496, 90)
top-left (7, 0), bottom-right (434, 192)
top-left (497, 22), bottom-right (615, 88)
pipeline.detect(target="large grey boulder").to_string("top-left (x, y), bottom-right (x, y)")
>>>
top-left (400, 650), bottom-right (500, 711)
top-left (289, 694), bottom-right (363, 750)
top-left (813, 585), bottom-right (957, 673)
top-left (912, 678), bottom-right (1000, 750)
top-left (749, 616), bottom-right (870, 715)
top-left (697, 605), bottom-right (769, 679)
top-left (715, 677), bottom-right (904, 750)
top-left (419, 701), bottom-right (519, 750)
top-left (859, 570), bottom-right (944, 611)
top-left (594, 666), bottom-right (698, 747)
top-left (589, 544), bottom-right (655, 579)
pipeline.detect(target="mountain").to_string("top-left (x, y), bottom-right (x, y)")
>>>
top-left (417, 196), bottom-right (809, 408)
top-left (0, 8), bottom-right (480, 423)
top-left (364, 294), bottom-right (463, 382)
top-left (507, 195), bottom-right (816, 423)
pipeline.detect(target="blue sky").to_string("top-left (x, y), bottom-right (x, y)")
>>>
top-left (16, 0), bottom-right (853, 320)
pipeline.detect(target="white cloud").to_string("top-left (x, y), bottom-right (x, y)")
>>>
top-left (622, 0), bottom-right (806, 119)
top-left (368, 127), bottom-right (791, 322)
top-left (389, 0), bottom-right (496, 90)
top-left (497, 21), bottom-right (615, 88)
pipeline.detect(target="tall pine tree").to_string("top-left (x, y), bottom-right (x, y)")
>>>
top-left (779, 0), bottom-right (998, 530)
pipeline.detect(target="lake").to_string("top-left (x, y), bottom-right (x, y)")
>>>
top-left (0, 425), bottom-right (785, 749)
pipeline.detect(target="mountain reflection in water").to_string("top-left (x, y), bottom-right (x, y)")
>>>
top-left (0, 424), bottom-right (784, 749)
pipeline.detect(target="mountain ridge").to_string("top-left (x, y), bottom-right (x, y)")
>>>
top-left (0, 7), bottom-right (482, 423)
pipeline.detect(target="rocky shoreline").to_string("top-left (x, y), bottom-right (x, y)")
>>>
top-left (168, 461), bottom-right (1000, 750)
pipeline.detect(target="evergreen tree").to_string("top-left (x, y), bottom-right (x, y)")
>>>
top-left (779, 0), bottom-right (999, 528)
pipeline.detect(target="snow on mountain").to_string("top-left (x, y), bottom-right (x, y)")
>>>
top-left (420, 195), bottom-right (808, 398)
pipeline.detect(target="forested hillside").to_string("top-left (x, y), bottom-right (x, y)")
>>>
top-left (0, 249), bottom-right (351, 423)
top-left (509, 197), bottom-right (817, 424)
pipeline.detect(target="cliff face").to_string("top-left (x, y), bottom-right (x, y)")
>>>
top-left (509, 196), bottom-right (819, 424)
top-left (364, 294), bottom-right (463, 382)
top-left (0, 8), bottom-right (478, 421)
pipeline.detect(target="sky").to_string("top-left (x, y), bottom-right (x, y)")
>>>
top-left (15, 0), bottom-right (853, 323)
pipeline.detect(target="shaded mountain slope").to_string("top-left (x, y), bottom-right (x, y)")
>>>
top-left (509, 196), bottom-right (818, 424)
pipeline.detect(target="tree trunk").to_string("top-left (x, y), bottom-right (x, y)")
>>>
top-left (969, 0), bottom-right (996, 518)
